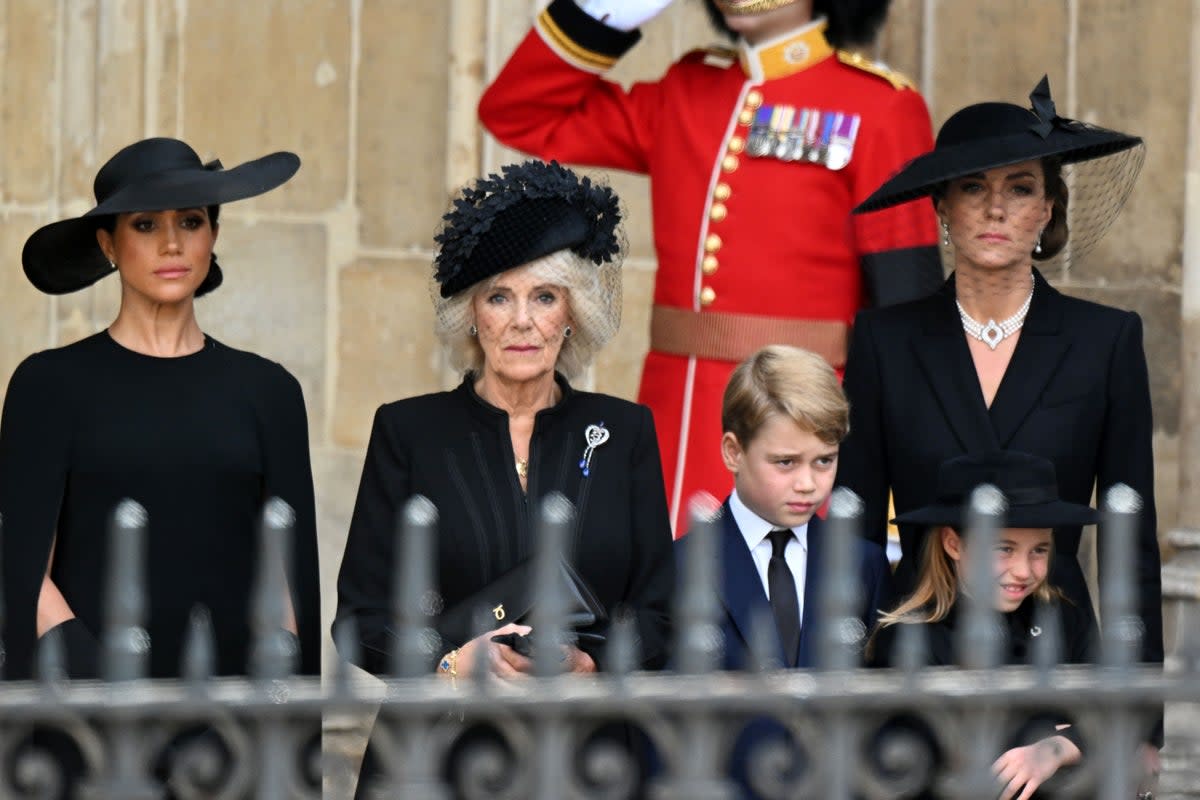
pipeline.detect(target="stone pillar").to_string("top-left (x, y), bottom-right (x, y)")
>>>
top-left (1181, 0), bottom-right (1200, 528)
top-left (1159, 528), bottom-right (1200, 799)
top-left (1160, 4), bottom-right (1200, 796)
top-left (439, 0), bottom-right (489, 389)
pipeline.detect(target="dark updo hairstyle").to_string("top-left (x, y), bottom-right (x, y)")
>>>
top-left (97, 204), bottom-right (224, 297)
top-left (1034, 158), bottom-right (1069, 260)
top-left (701, 0), bottom-right (891, 48)
top-left (929, 157), bottom-right (1069, 260)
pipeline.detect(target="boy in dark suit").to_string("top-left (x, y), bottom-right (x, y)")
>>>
top-left (679, 344), bottom-right (891, 670)
top-left (674, 344), bottom-right (891, 797)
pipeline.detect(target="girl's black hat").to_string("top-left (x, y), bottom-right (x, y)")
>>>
top-left (892, 451), bottom-right (1100, 529)
top-left (22, 137), bottom-right (299, 294)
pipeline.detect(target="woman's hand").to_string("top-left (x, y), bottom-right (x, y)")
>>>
top-left (438, 627), bottom-right (598, 679)
top-left (563, 645), bottom-right (596, 674)
top-left (1136, 743), bottom-right (1161, 797)
top-left (992, 735), bottom-right (1081, 800)
top-left (440, 623), bottom-right (533, 680)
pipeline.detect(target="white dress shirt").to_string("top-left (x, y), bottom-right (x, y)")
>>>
top-left (728, 489), bottom-right (808, 627)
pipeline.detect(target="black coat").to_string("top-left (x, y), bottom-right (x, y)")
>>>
top-left (837, 271), bottom-right (1162, 666)
top-left (335, 373), bottom-right (675, 673)
top-left (868, 595), bottom-right (1098, 669)
top-left (867, 597), bottom-right (1098, 799)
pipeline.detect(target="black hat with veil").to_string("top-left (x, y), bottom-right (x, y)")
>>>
top-left (853, 76), bottom-right (1145, 269)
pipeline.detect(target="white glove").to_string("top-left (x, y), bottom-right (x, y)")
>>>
top-left (575, 0), bottom-right (674, 32)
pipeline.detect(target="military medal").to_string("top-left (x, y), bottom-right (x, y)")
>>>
top-left (746, 105), bottom-right (860, 168)
top-left (803, 110), bottom-right (822, 163)
top-left (824, 113), bottom-right (860, 170)
top-left (747, 106), bottom-right (773, 157)
top-left (785, 109), bottom-right (809, 161)
top-left (772, 105), bottom-right (795, 160)
top-left (810, 111), bottom-right (835, 165)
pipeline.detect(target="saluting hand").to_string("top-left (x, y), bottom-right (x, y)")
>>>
top-left (576, 0), bottom-right (674, 32)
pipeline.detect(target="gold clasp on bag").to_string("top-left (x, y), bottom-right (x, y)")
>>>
top-left (493, 604), bottom-right (505, 621)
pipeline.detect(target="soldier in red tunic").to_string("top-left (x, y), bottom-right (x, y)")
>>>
top-left (479, 0), bottom-right (940, 532)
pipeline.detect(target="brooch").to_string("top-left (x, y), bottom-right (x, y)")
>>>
top-left (579, 422), bottom-right (609, 477)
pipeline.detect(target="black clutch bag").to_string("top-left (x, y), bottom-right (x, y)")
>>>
top-left (437, 558), bottom-right (608, 649)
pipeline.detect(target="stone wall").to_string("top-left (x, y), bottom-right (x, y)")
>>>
top-left (0, 0), bottom-right (1187, 673)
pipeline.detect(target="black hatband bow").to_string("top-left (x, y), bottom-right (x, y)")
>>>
top-left (1028, 75), bottom-right (1061, 138)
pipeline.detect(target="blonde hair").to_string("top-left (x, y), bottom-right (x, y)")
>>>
top-left (721, 345), bottom-right (849, 446)
top-left (432, 248), bottom-right (622, 380)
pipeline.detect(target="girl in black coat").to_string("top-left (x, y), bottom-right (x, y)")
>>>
top-left (867, 451), bottom-right (1101, 800)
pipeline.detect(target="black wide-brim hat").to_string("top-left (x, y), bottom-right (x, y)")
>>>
top-left (892, 451), bottom-right (1100, 530)
top-left (854, 76), bottom-right (1143, 213)
top-left (22, 137), bottom-right (300, 294)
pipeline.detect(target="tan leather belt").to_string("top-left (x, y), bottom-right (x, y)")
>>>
top-left (649, 305), bottom-right (848, 367)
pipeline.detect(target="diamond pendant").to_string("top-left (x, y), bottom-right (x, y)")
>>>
top-left (980, 320), bottom-right (1004, 350)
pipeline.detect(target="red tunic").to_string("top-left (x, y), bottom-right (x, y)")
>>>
top-left (480, 0), bottom-right (938, 532)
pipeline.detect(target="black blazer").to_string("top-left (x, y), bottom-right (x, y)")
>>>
top-left (837, 271), bottom-right (1162, 664)
top-left (676, 500), bottom-right (892, 670)
top-left (334, 374), bottom-right (675, 673)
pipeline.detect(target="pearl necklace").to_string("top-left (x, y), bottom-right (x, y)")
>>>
top-left (956, 278), bottom-right (1034, 350)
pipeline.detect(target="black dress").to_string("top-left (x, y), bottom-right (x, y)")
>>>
top-left (0, 332), bottom-right (322, 679)
top-left (335, 373), bottom-right (675, 796)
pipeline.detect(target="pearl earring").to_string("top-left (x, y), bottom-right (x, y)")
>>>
top-left (1035, 230), bottom-right (1044, 254)
top-left (941, 220), bottom-right (950, 247)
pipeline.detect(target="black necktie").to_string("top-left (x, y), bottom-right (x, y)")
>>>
top-left (767, 529), bottom-right (801, 667)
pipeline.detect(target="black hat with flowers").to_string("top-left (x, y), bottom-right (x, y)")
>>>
top-left (433, 160), bottom-right (622, 298)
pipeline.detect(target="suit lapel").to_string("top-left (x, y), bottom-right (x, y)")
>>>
top-left (796, 516), bottom-right (823, 668)
top-left (911, 281), bottom-right (1001, 452)
top-left (987, 272), bottom-right (1072, 447)
top-left (719, 504), bottom-right (784, 664)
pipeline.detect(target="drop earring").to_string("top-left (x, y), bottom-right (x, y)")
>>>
top-left (941, 220), bottom-right (950, 247)
top-left (1034, 229), bottom-right (1044, 254)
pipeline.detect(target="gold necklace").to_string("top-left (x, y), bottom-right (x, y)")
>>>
top-left (515, 457), bottom-right (528, 481)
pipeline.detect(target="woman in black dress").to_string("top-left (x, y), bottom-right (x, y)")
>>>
top-left (868, 451), bottom-right (1100, 800)
top-left (0, 138), bottom-right (321, 792)
top-left (335, 160), bottom-right (675, 795)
